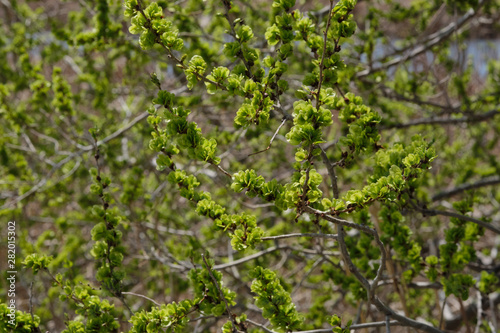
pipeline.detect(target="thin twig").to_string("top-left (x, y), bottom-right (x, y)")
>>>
top-left (217, 164), bottom-right (233, 178)
top-left (356, 0), bottom-right (486, 78)
top-left (432, 176), bottom-right (500, 201)
top-left (304, 206), bottom-right (378, 235)
top-left (337, 225), bottom-right (370, 290)
top-left (373, 296), bottom-right (445, 333)
top-left (261, 233), bottom-right (337, 241)
top-left (474, 290), bottom-right (483, 333)
top-left (315, 0), bottom-right (335, 109)
top-left (249, 118), bottom-right (287, 156)
top-left (490, 294), bottom-right (498, 332)
top-left (214, 245), bottom-right (289, 270)
top-left (459, 298), bottom-right (472, 333)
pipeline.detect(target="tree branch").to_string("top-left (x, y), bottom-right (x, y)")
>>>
top-left (416, 207), bottom-right (500, 234)
top-left (356, 0), bottom-right (486, 78)
top-left (432, 176), bottom-right (500, 201)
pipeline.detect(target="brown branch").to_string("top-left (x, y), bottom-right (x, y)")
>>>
top-left (373, 297), bottom-right (445, 333)
top-left (261, 233), bottom-right (338, 241)
top-left (29, 282), bottom-right (42, 333)
top-left (315, 0), bottom-right (335, 109)
top-left (248, 118), bottom-right (287, 156)
top-left (432, 176), bottom-right (500, 201)
top-left (380, 109), bottom-right (499, 130)
top-left (213, 245), bottom-right (289, 270)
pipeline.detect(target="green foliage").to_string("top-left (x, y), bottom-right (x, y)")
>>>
top-left (0, 304), bottom-right (40, 333)
top-left (23, 254), bottom-right (53, 274)
top-left (329, 314), bottom-right (352, 333)
top-left (250, 267), bottom-right (303, 332)
top-left (129, 301), bottom-right (193, 333)
top-left (2, 0), bottom-right (499, 332)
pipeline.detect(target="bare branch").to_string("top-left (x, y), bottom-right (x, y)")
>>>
top-left (380, 109), bottom-right (499, 130)
top-left (245, 319), bottom-right (275, 333)
top-left (304, 206), bottom-right (377, 235)
top-left (214, 245), bottom-right (289, 270)
top-left (249, 118), bottom-right (287, 156)
top-left (122, 291), bottom-right (161, 306)
top-left (385, 315), bottom-right (391, 333)
top-left (433, 176), bottom-right (500, 201)
top-left (261, 233), bottom-right (337, 241)
top-left (373, 297), bottom-right (445, 333)
top-left (356, 0), bottom-right (486, 78)
top-left (319, 145), bottom-right (339, 199)
top-left (337, 225), bottom-right (370, 291)
top-left (416, 207), bottom-right (500, 234)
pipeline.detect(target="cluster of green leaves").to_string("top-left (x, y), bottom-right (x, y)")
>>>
top-left (2, 0), bottom-right (500, 331)
top-left (89, 164), bottom-right (126, 298)
top-left (232, 167), bottom-right (327, 214)
top-left (148, 85), bottom-right (268, 251)
top-left (128, 259), bottom-right (239, 332)
top-left (24, 254), bottom-right (120, 332)
top-left (380, 206), bottom-right (422, 272)
top-left (189, 261), bottom-right (236, 316)
top-left (150, 90), bottom-right (220, 165)
top-left (321, 134), bottom-right (437, 213)
top-left (329, 315), bottom-right (352, 333)
top-left (419, 200), bottom-right (485, 300)
top-left (0, 303), bottom-right (40, 333)
top-left (129, 301), bottom-right (194, 333)
top-left (250, 267), bottom-right (303, 332)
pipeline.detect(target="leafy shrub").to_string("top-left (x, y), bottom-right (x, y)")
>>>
top-left (1, 0), bottom-right (499, 332)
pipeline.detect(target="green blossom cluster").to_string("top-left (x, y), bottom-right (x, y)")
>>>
top-left (232, 168), bottom-right (326, 211)
top-left (286, 100), bottom-right (333, 146)
top-left (151, 90), bottom-right (220, 165)
top-left (129, 301), bottom-right (193, 333)
top-left (322, 263), bottom-right (367, 301)
top-left (320, 135), bottom-right (436, 214)
top-left (23, 256), bottom-right (120, 332)
top-left (125, 1), bottom-right (183, 51)
top-left (129, 261), bottom-right (238, 332)
top-left (189, 262), bottom-right (236, 316)
top-left (0, 303), bottom-right (40, 333)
